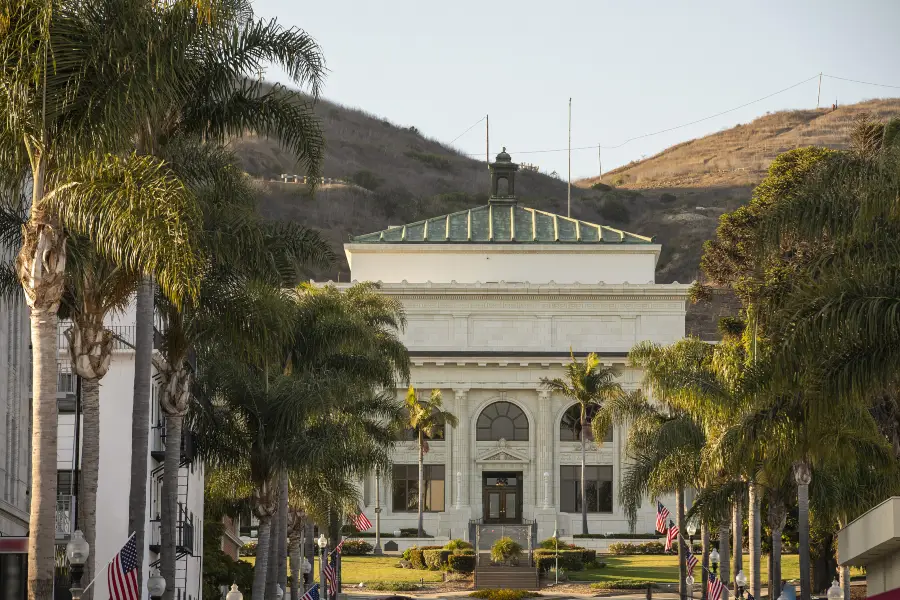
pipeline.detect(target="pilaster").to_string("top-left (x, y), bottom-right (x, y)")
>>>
top-left (453, 388), bottom-right (470, 507)
top-left (537, 390), bottom-right (552, 507)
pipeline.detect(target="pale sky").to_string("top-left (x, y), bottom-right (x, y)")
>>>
top-left (252, 0), bottom-right (900, 179)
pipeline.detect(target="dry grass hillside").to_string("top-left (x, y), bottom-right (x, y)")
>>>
top-left (232, 97), bottom-right (900, 338)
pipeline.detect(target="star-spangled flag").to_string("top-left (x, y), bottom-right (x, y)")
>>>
top-left (332, 538), bottom-right (345, 555)
top-left (665, 520), bottom-right (680, 552)
top-left (107, 535), bottom-right (139, 600)
top-left (323, 550), bottom-right (337, 592)
top-left (656, 501), bottom-right (670, 534)
top-left (708, 575), bottom-right (725, 600)
top-left (350, 510), bottom-right (372, 532)
top-left (301, 584), bottom-right (320, 600)
top-left (686, 551), bottom-right (699, 575)
top-left (747, 594), bottom-right (755, 600)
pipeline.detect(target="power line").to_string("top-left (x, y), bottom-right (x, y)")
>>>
top-left (449, 116), bottom-right (486, 145)
top-left (463, 73), bottom-right (821, 157)
top-left (824, 74), bottom-right (900, 90)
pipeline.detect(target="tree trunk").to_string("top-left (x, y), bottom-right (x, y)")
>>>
top-left (278, 474), bottom-right (289, 593)
top-left (289, 531), bottom-right (302, 600)
top-left (676, 488), bottom-right (688, 600)
top-left (676, 488), bottom-right (687, 600)
top-left (418, 431), bottom-right (425, 537)
top-left (266, 494), bottom-right (280, 598)
top-left (719, 519), bottom-right (731, 589)
top-left (701, 521), bottom-right (710, 600)
top-left (748, 482), bottom-right (761, 600)
top-left (77, 378), bottom-right (101, 600)
top-left (839, 566), bottom-right (850, 600)
top-left (252, 515), bottom-right (273, 600)
top-left (160, 414), bottom-right (183, 600)
top-left (129, 278), bottom-right (154, 591)
top-left (732, 496), bottom-right (743, 590)
top-left (794, 461), bottom-right (812, 600)
top-left (20, 162), bottom-right (67, 600)
top-left (580, 408), bottom-right (589, 535)
top-left (768, 496), bottom-right (786, 600)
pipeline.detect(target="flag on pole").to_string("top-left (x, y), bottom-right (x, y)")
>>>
top-left (333, 538), bottom-right (345, 554)
top-left (686, 551), bottom-right (699, 575)
top-left (107, 535), bottom-right (139, 600)
top-left (656, 501), bottom-right (670, 533)
top-left (350, 510), bottom-right (372, 532)
top-left (708, 575), bottom-right (725, 600)
top-left (301, 584), bottom-right (320, 600)
top-left (665, 520), bottom-right (680, 552)
top-left (324, 550), bottom-right (337, 591)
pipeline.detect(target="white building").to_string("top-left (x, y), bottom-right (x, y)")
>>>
top-left (340, 150), bottom-right (691, 543)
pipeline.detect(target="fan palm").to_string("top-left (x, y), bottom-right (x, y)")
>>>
top-left (543, 352), bottom-right (622, 535)
top-left (405, 387), bottom-right (457, 538)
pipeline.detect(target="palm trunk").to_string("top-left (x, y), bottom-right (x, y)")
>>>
top-left (748, 482), bottom-right (761, 600)
top-left (22, 157), bottom-right (67, 600)
top-left (676, 488), bottom-right (687, 600)
top-left (26, 307), bottom-right (60, 600)
top-left (129, 278), bottom-right (154, 591)
top-left (266, 497), bottom-right (280, 598)
top-left (278, 474), bottom-right (289, 593)
top-left (732, 496), bottom-right (743, 590)
top-left (701, 522), bottom-right (710, 600)
top-left (289, 531), bottom-right (302, 600)
top-left (794, 461), bottom-right (812, 600)
top-left (417, 430), bottom-right (425, 537)
top-left (719, 519), bottom-right (731, 589)
top-left (768, 496), bottom-right (786, 600)
top-left (77, 378), bottom-right (101, 600)
top-left (580, 409), bottom-right (589, 535)
top-left (839, 566), bottom-right (850, 600)
top-left (253, 515), bottom-right (273, 600)
top-left (160, 414), bottom-right (183, 600)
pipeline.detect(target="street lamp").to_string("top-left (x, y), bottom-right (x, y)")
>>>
top-left (225, 584), bottom-right (244, 600)
top-left (686, 520), bottom-right (698, 549)
top-left (686, 575), bottom-right (695, 600)
top-left (827, 579), bottom-right (844, 600)
top-left (275, 584), bottom-right (284, 600)
top-left (317, 534), bottom-right (329, 598)
top-left (374, 469), bottom-right (383, 555)
top-left (65, 530), bottom-right (90, 600)
top-left (147, 571), bottom-right (167, 600)
top-left (552, 522), bottom-right (559, 585)
top-left (709, 548), bottom-right (720, 576)
top-left (735, 570), bottom-right (748, 599)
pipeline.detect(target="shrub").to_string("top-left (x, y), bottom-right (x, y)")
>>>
top-left (469, 590), bottom-right (540, 600)
top-left (444, 539), bottom-right (473, 551)
top-left (447, 553), bottom-right (476, 573)
top-left (660, 193), bottom-right (677, 203)
top-left (423, 549), bottom-right (449, 570)
top-left (591, 182), bottom-right (612, 192)
top-left (533, 549), bottom-right (584, 572)
top-left (607, 542), bottom-right (665, 555)
top-left (350, 169), bottom-right (384, 191)
top-left (366, 581), bottom-right (422, 591)
top-left (340, 539), bottom-right (373, 555)
top-left (591, 581), bottom-right (659, 590)
top-left (400, 527), bottom-right (431, 537)
top-left (406, 546), bottom-right (425, 569)
top-left (538, 538), bottom-right (576, 550)
top-left (404, 150), bottom-right (453, 172)
top-left (599, 197), bottom-right (630, 223)
top-left (572, 533), bottom-right (659, 539)
top-left (490, 537), bottom-right (523, 564)
top-left (239, 541), bottom-right (257, 557)
top-left (401, 546), bottom-right (415, 561)
top-left (579, 548), bottom-right (597, 564)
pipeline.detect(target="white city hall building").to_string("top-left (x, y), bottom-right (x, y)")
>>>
top-left (339, 150), bottom-right (691, 543)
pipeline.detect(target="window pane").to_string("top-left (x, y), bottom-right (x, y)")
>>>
top-left (585, 479), bottom-right (598, 512)
top-left (407, 480), bottom-right (419, 511)
top-left (477, 402), bottom-right (530, 441)
top-left (429, 464), bottom-right (445, 480)
top-left (560, 478), bottom-right (575, 512)
top-left (429, 479), bottom-right (444, 511)
top-left (598, 480), bottom-right (613, 512)
top-left (494, 417), bottom-right (514, 440)
top-left (506, 492), bottom-right (517, 519)
top-left (392, 478), bottom-right (406, 511)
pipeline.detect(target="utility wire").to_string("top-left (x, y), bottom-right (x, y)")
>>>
top-left (449, 116), bottom-right (486, 145)
top-left (824, 74), bottom-right (900, 90)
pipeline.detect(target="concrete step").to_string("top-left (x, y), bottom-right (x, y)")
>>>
top-left (474, 566), bottom-right (539, 590)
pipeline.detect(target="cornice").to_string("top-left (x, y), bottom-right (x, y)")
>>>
top-left (345, 242), bottom-right (662, 255)
top-left (316, 281), bottom-right (692, 300)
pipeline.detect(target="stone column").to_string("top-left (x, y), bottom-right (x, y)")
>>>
top-left (453, 388), bottom-right (470, 507)
top-left (537, 390), bottom-right (552, 508)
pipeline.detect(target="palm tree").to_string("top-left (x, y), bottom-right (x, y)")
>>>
top-left (405, 387), bottom-right (458, 538)
top-left (543, 352), bottom-right (623, 535)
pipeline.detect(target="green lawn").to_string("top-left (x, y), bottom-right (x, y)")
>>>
top-left (241, 555), bottom-right (444, 584)
top-left (571, 554), bottom-right (802, 583)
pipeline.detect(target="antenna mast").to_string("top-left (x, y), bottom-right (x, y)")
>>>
top-left (567, 98), bottom-right (572, 218)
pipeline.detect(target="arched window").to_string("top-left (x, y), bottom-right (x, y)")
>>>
top-left (560, 404), bottom-right (613, 443)
top-left (476, 401), bottom-right (529, 441)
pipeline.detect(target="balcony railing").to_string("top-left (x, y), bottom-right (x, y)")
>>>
top-left (148, 503), bottom-right (195, 556)
top-left (56, 495), bottom-right (74, 538)
top-left (151, 423), bottom-right (197, 466)
top-left (58, 322), bottom-right (136, 352)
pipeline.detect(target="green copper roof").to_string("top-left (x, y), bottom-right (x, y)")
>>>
top-left (351, 204), bottom-right (654, 244)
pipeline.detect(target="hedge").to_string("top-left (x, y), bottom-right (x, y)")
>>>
top-left (573, 533), bottom-right (659, 539)
top-left (579, 548), bottom-right (597, 564)
top-left (469, 590), bottom-right (540, 600)
top-left (591, 581), bottom-right (659, 590)
top-left (366, 581), bottom-right (422, 591)
top-left (448, 553), bottom-right (476, 573)
top-left (423, 549), bottom-right (452, 570)
top-left (445, 539), bottom-right (473, 551)
top-left (406, 545), bottom-right (443, 569)
top-left (533, 549), bottom-right (584, 572)
top-left (608, 542), bottom-right (666, 555)
top-left (341, 539), bottom-right (373, 555)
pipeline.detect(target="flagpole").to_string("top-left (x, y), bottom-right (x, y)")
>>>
top-left (82, 532), bottom-right (136, 594)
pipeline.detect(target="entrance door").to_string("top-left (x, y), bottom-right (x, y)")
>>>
top-left (483, 472), bottom-right (522, 524)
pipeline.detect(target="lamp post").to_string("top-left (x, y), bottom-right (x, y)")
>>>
top-left (686, 575), bottom-right (695, 600)
top-left (374, 469), bottom-right (383, 555)
top-left (65, 530), bottom-right (90, 600)
top-left (686, 520), bottom-right (698, 550)
top-left (735, 570), bottom-right (748, 599)
top-left (827, 579), bottom-right (845, 600)
top-left (552, 521), bottom-right (559, 585)
top-left (710, 548), bottom-right (720, 576)
top-left (147, 571), bottom-right (167, 600)
top-left (225, 584), bottom-right (244, 600)
top-left (317, 534), bottom-right (329, 599)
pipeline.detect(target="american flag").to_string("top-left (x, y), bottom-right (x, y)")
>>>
top-left (665, 520), bottom-right (679, 552)
top-left (686, 551), bottom-right (698, 576)
top-left (323, 550), bottom-right (337, 592)
top-left (708, 575), bottom-right (725, 600)
top-left (333, 538), bottom-right (345, 554)
top-left (107, 535), bottom-right (139, 600)
top-left (656, 501), bottom-right (670, 533)
top-left (350, 510), bottom-right (372, 532)
top-left (301, 584), bottom-right (320, 600)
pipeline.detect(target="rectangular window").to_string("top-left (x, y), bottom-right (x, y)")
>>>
top-left (392, 464), bottom-right (445, 512)
top-left (559, 465), bottom-right (613, 513)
